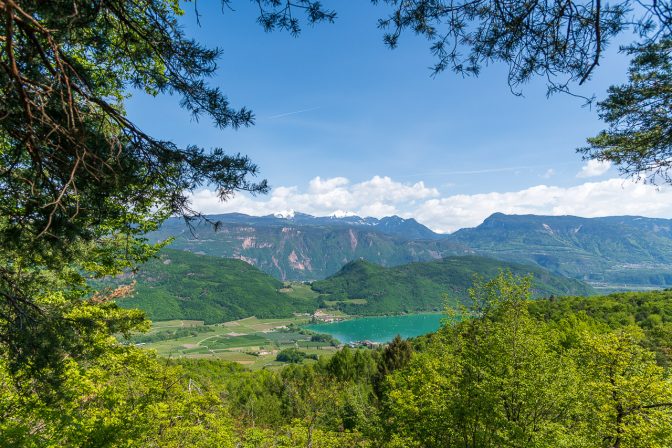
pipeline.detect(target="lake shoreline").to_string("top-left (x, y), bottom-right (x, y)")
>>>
top-left (303, 312), bottom-right (446, 344)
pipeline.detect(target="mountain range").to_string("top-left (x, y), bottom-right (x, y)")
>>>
top-left (148, 212), bottom-right (672, 289)
top-left (150, 213), bottom-right (468, 281)
top-left (117, 249), bottom-right (592, 322)
top-left (452, 213), bottom-right (672, 289)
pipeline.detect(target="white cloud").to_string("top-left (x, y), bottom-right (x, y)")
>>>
top-left (308, 176), bottom-right (349, 193)
top-left (415, 179), bottom-right (672, 232)
top-left (189, 176), bottom-right (672, 234)
top-left (189, 176), bottom-right (437, 219)
top-left (577, 159), bottom-right (611, 178)
top-left (353, 176), bottom-right (439, 202)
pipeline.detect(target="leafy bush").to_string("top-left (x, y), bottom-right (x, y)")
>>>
top-left (276, 348), bottom-right (309, 363)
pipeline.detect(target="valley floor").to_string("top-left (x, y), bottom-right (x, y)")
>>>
top-left (133, 316), bottom-right (341, 369)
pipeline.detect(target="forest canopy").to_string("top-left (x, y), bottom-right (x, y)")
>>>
top-left (2, 2), bottom-right (672, 447)
top-left (3, 1), bottom-right (672, 366)
top-left (0, 0), bottom-right (335, 374)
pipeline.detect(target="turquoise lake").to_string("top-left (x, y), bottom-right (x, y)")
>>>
top-left (304, 313), bottom-right (445, 344)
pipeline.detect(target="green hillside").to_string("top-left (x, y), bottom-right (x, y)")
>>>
top-left (312, 256), bottom-right (594, 314)
top-left (117, 249), bottom-right (318, 323)
top-left (451, 213), bottom-right (672, 289)
top-left (119, 251), bottom-right (593, 321)
top-left (528, 289), bottom-right (672, 366)
top-left (150, 213), bottom-right (672, 290)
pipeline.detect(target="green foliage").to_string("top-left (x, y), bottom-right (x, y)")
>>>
top-left (0, 319), bottom-right (238, 447)
top-left (276, 348), bottom-right (315, 363)
top-left (577, 328), bottom-right (672, 448)
top-left (238, 424), bottom-right (371, 447)
top-left (115, 249), bottom-right (318, 323)
top-left (374, 0), bottom-right (633, 94)
top-left (129, 325), bottom-right (215, 344)
top-left (582, 39), bottom-right (672, 184)
top-left (382, 272), bottom-right (672, 447)
top-left (147, 280), bottom-right (672, 448)
top-left (17, 275), bottom-right (661, 448)
top-left (5, 3), bottom-right (672, 445)
top-left (529, 289), bottom-right (672, 365)
top-left (171, 348), bottom-right (383, 442)
top-left (109, 249), bottom-right (591, 323)
top-left (373, 335), bottom-right (413, 396)
top-left (2, 290), bottom-right (149, 393)
top-left (325, 347), bottom-right (379, 383)
top-left (0, 0), bottom-right (342, 394)
top-left (0, 3), bottom-right (340, 446)
top-left (310, 333), bottom-right (340, 346)
top-left (313, 256), bottom-right (593, 315)
top-left (0, 0), bottom-right (275, 371)
top-left (384, 273), bottom-right (583, 447)
top-left (376, 335), bottom-right (412, 377)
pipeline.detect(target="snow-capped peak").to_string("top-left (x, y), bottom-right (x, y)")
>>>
top-left (274, 209), bottom-right (296, 219)
top-left (329, 210), bottom-right (357, 218)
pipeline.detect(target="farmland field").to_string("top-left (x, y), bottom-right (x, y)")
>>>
top-left (131, 315), bottom-right (338, 369)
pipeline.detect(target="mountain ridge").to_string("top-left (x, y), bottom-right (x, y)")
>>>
top-left (116, 249), bottom-right (317, 324)
top-left (194, 211), bottom-right (443, 240)
top-left (451, 213), bottom-right (672, 288)
top-left (312, 255), bottom-right (594, 315)
top-left (116, 249), bottom-right (593, 322)
top-left (148, 212), bottom-right (672, 288)
top-left (149, 213), bottom-right (468, 281)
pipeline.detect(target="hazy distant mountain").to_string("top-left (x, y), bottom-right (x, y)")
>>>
top-left (163, 211), bottom-right (442, 240)
top-left (450, 213), bottom-right (672, 289)
top-left (150, 211), bottom-right (672, 289)
top-left (149, 213), bottom-right (467, 281)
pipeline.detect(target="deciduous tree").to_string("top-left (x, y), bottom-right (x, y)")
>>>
top-left (0, 0), bottom-right (333, 379)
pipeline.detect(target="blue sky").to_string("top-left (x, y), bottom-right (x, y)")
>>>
top-left (126, 2), bottom-right (672, 232)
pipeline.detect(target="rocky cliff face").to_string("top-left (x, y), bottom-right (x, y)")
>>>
top-left (150, 212), bottom-right (672, 288)
top-left (149, 214), bottom-right (467, 281)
